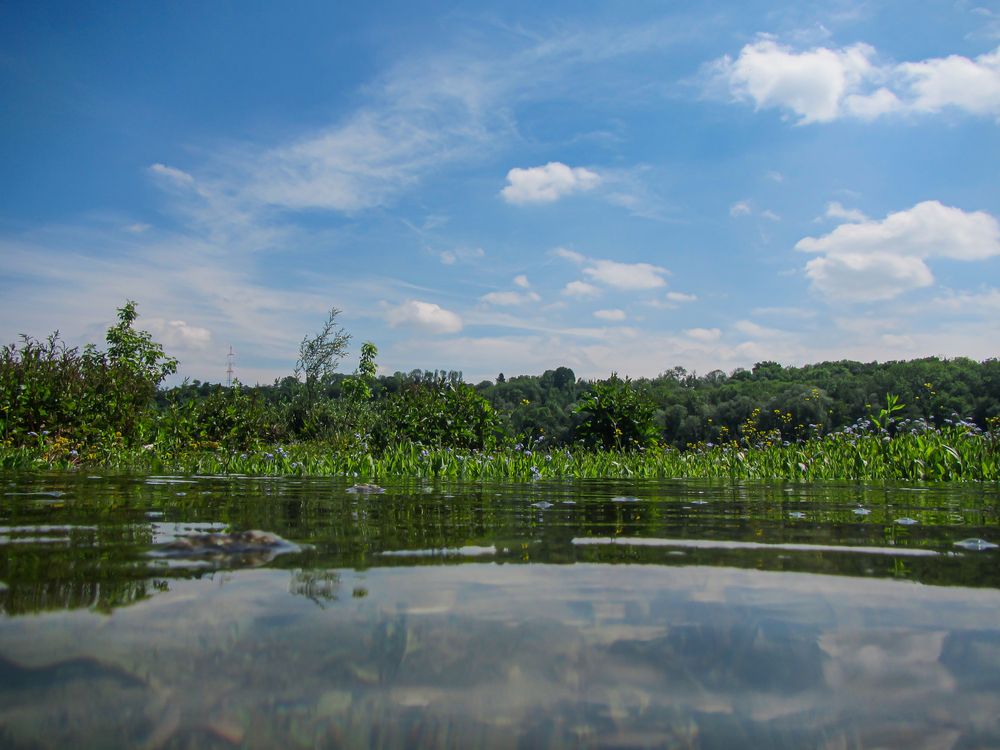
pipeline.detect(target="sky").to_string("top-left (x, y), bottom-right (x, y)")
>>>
top-left (1, 0), bottom-right (998, 385)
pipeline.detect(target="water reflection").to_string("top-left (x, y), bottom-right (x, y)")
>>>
top-left (1, 565), bottom-right (999, 747)
top-left (1, 474), bottom-right (999, 745)
top-left (1, 474), bottom-right (999, 616)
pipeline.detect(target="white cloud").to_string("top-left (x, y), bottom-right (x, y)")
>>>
top-left (927, 288), bottom-right (1000, 314)
top-left (553, 246), bottom-right (586, 263)
top-left (555, 247), bottom-right (669, 291)
top-left (796, 201), bottom-right (1000, 300)
top-left (562, 280), bottom-right (601, 298)
top-left (513, 274), bottom-right (530, 288)
top-left (685, 327), bottom-right (722, 342)
top-left (149, 163), bottom-right (195, 186)
top-left (825, 201), bottom-right (867, 223)
top-left (384, 300), bottom-right (463, 334)
top-left (501, 162), bottom-right (600, 204)
top-left (124, 223), bottom-right (151, 234)
top-left (730, 200), bottom-right (752, 217)
top-left (583, 259), bottom-right (668, 290)
top-left (439, 247), bottom-right (484, 265)
top-left (898, 47), bottom-right (1000, 116)
top-left (710, 39), bottom-right (1000, 123)
top-left (713, 39), bottom-right (885, 123)
top-left (666, 291), bottom-right (697, 303)
top-left (760, 209), bottom-right (781, 222)
top-left (480, 290), bottom-right (541, 306)
top-left (734, 320), bottom-right (784, 338)
top-left (593, 308), bottom-right (626, 321)
top-left (805, 254), bottom-right (935, 301)
top-left (147, 319), bottom-right (213, 349)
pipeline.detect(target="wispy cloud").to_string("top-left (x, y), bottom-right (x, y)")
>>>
top-left (480, 290), bottom-right (541, 306)
top-left (593, 308), bottom-right (626, 321)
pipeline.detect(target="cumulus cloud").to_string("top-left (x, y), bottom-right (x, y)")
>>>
top-left (709, 39), bottom-right (1000, 123)
top-left (583, 259), bottom-right (668, 289)
top-left (563, 280), bottom-right (601, 298)
top-left (513, 274), bottom-right (530, 288)
top-left (898, 47), bottom-right (1000, 116)
top-left (147, 319), bottom-right (213, 349)
top-left (795, 201), bottom-right (1000, 301)
top-left (385, 300), bottom-right (463, 333)
top-left (593, 308), bottom-right (626, 321)
top-left (555, 247), bottom-right (669, 291)
top-left (712, 39), bottom-right (889, 123)
top-left (480, 290), bottom-right (541, 306)
top-left (501, 162), bottom-right (600, 204)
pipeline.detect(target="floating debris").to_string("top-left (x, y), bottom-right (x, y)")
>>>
top-left (789, 512), bottom-right (806, 519)
top-left (530, 501), bottom-right (553, 509)
top-left (149, 530), bottom-right (300, 567)
top-left (852, 508), bottom-right (872, 516)
top-left (953, 538), bottom-right (998, 551)
top-left (895, 517), bottom-right (919, 526)
top-left (346, 483), bottom-right (385, 494)
top-left (611, 496), bottom-right (641, 503)
top-left (690, 499), bottom-right (709, 505)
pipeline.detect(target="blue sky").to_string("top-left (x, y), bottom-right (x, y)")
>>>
top-left (1, 0), bottom-right (998, 384)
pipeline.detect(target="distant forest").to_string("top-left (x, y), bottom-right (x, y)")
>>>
top-left (163, 356), bottom-right (1000, 449)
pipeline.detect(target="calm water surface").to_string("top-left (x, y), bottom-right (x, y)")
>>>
top-left (1, 473), bottom-right (999, 748)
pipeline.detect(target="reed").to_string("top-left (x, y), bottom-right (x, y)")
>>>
top-left (5, 416), bottom-right (996, 482)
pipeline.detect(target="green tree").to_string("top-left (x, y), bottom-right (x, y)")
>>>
top-left (294, 307), bottom-right (351, 407)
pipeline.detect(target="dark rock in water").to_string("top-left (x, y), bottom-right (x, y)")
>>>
top-left (150, 530), bottom-right (300, 567)
top-left (346, 483), bottom-right (385, 494)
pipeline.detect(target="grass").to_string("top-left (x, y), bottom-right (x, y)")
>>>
top-left (3, 417), bottom-right (997, 482)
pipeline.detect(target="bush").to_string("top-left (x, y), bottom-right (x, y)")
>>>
top-left (573, 375), bottom-right (658, 451)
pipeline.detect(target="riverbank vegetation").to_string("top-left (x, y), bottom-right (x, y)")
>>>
top-left (2, 303), bottom-right (998, 481)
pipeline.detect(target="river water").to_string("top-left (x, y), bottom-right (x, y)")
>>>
top-left (1, 473), bottom-right (998, 748)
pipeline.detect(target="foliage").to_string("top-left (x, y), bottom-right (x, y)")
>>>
top-left (0, 302), bottom-right (177, 454)
top-left (340, 342), bottom-right (378, 402)
top-left (374, 377), bottom-right (502, 451)
top-left (294, 307), bottom-right (350, 405)
top-left (8, 415), bottom-right (995, 483)
top-left (573, 374), bottom-right (658, 451)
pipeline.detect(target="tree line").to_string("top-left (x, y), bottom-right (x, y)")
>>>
top-left (3, 302), bottom-right (998, 459)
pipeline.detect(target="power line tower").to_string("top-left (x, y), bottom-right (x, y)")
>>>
top-left (226, 345), bottom-right (236, 387)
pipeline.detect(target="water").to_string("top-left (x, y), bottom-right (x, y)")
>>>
top-left (1, 473), bottom-right (999, 748)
